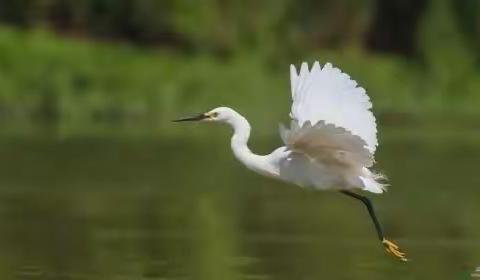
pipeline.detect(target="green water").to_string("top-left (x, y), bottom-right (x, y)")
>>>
top-left (0, 125), bottom-right (479, 280)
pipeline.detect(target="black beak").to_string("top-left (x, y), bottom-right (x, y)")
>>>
top-left (172, 113), bottom-right (207, 122)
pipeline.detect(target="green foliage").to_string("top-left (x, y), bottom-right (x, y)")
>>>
top-left (0, 27), bottom-right (286, 137)
top-left (0, 24), bottom-right (479, 138)
top-left (418, 0), bottom-right (479, 111)
top-left (0, 0), bottom-right (375, 57)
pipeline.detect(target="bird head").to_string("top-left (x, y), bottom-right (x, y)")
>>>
top-left (173, 107), bottom-right (235, 123)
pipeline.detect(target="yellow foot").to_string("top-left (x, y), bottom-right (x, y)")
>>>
top-left (382, 239), bottom-right (408, 262)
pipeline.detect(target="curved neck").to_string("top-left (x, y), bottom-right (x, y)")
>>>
top-left (226, 111), bottom-right (278, 178)
top-left (228, 112), bottom-right (252, 160)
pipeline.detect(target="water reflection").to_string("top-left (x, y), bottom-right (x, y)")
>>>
top-left (0, 127), bottom-right (478, 279)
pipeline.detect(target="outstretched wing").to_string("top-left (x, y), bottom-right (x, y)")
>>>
top-left (289, 62), bottom-right (377, 153)
top-left (277, 62), bottom-right (386, 193)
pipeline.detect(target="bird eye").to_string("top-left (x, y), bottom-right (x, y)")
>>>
top-left (211, 112), bottom-right (219, 118)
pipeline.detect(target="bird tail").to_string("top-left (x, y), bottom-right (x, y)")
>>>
top-left (360, 168), bottom-right (388, 194)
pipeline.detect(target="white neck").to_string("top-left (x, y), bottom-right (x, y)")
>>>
top-left (226, 111), bottom-right (277, 177)
top-left (227, 111), bottom-right (254, 162)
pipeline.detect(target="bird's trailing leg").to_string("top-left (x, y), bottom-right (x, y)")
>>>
top-left (340, 190), bottom-right (407, 262)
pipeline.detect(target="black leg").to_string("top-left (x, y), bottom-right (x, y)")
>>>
top-left (340, 190), bottom-right (407, 261)
top-left (340, 190), bottom-right (384, 241)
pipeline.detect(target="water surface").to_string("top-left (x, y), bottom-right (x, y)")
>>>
top-left (0, 126), bottom-right (479, 280)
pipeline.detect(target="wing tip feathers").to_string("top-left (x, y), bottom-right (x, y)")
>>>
top-left (300, 62), bottom-right (309, 73)
top-left (290, 64), bottom-right (297, 74)
top-left (293, 61), bottom-right (339, 73)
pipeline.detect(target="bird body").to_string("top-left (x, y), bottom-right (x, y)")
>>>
top-left (205, 61), bottom-right (386, 193)
top-left (174, 61), bottom-right (407, 261)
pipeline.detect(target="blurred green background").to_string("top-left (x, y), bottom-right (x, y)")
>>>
top-left (0, 0), bottom-right (479, 279)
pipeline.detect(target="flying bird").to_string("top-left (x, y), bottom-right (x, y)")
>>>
top-left (174, 62), bottom-right (407, 261)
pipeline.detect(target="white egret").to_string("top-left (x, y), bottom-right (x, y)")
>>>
top-left (174, 62), bottom-right (407, 261)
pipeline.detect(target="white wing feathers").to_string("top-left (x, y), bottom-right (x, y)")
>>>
top-left (279, 62), bottom-right (385, 193)
top-left (289, 62), bottom-right (377, 153)
top-left (279, 120), bottom-right (373, 168)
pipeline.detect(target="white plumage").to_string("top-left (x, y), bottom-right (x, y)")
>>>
top-left (278, 62), bottom-right (386, 193)
top-left (289, 62), bottom-right (378, 153)
top-left (175, 61), bottom-right (407, 262)
top-left (176, 61), bottom-right (387, 193)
